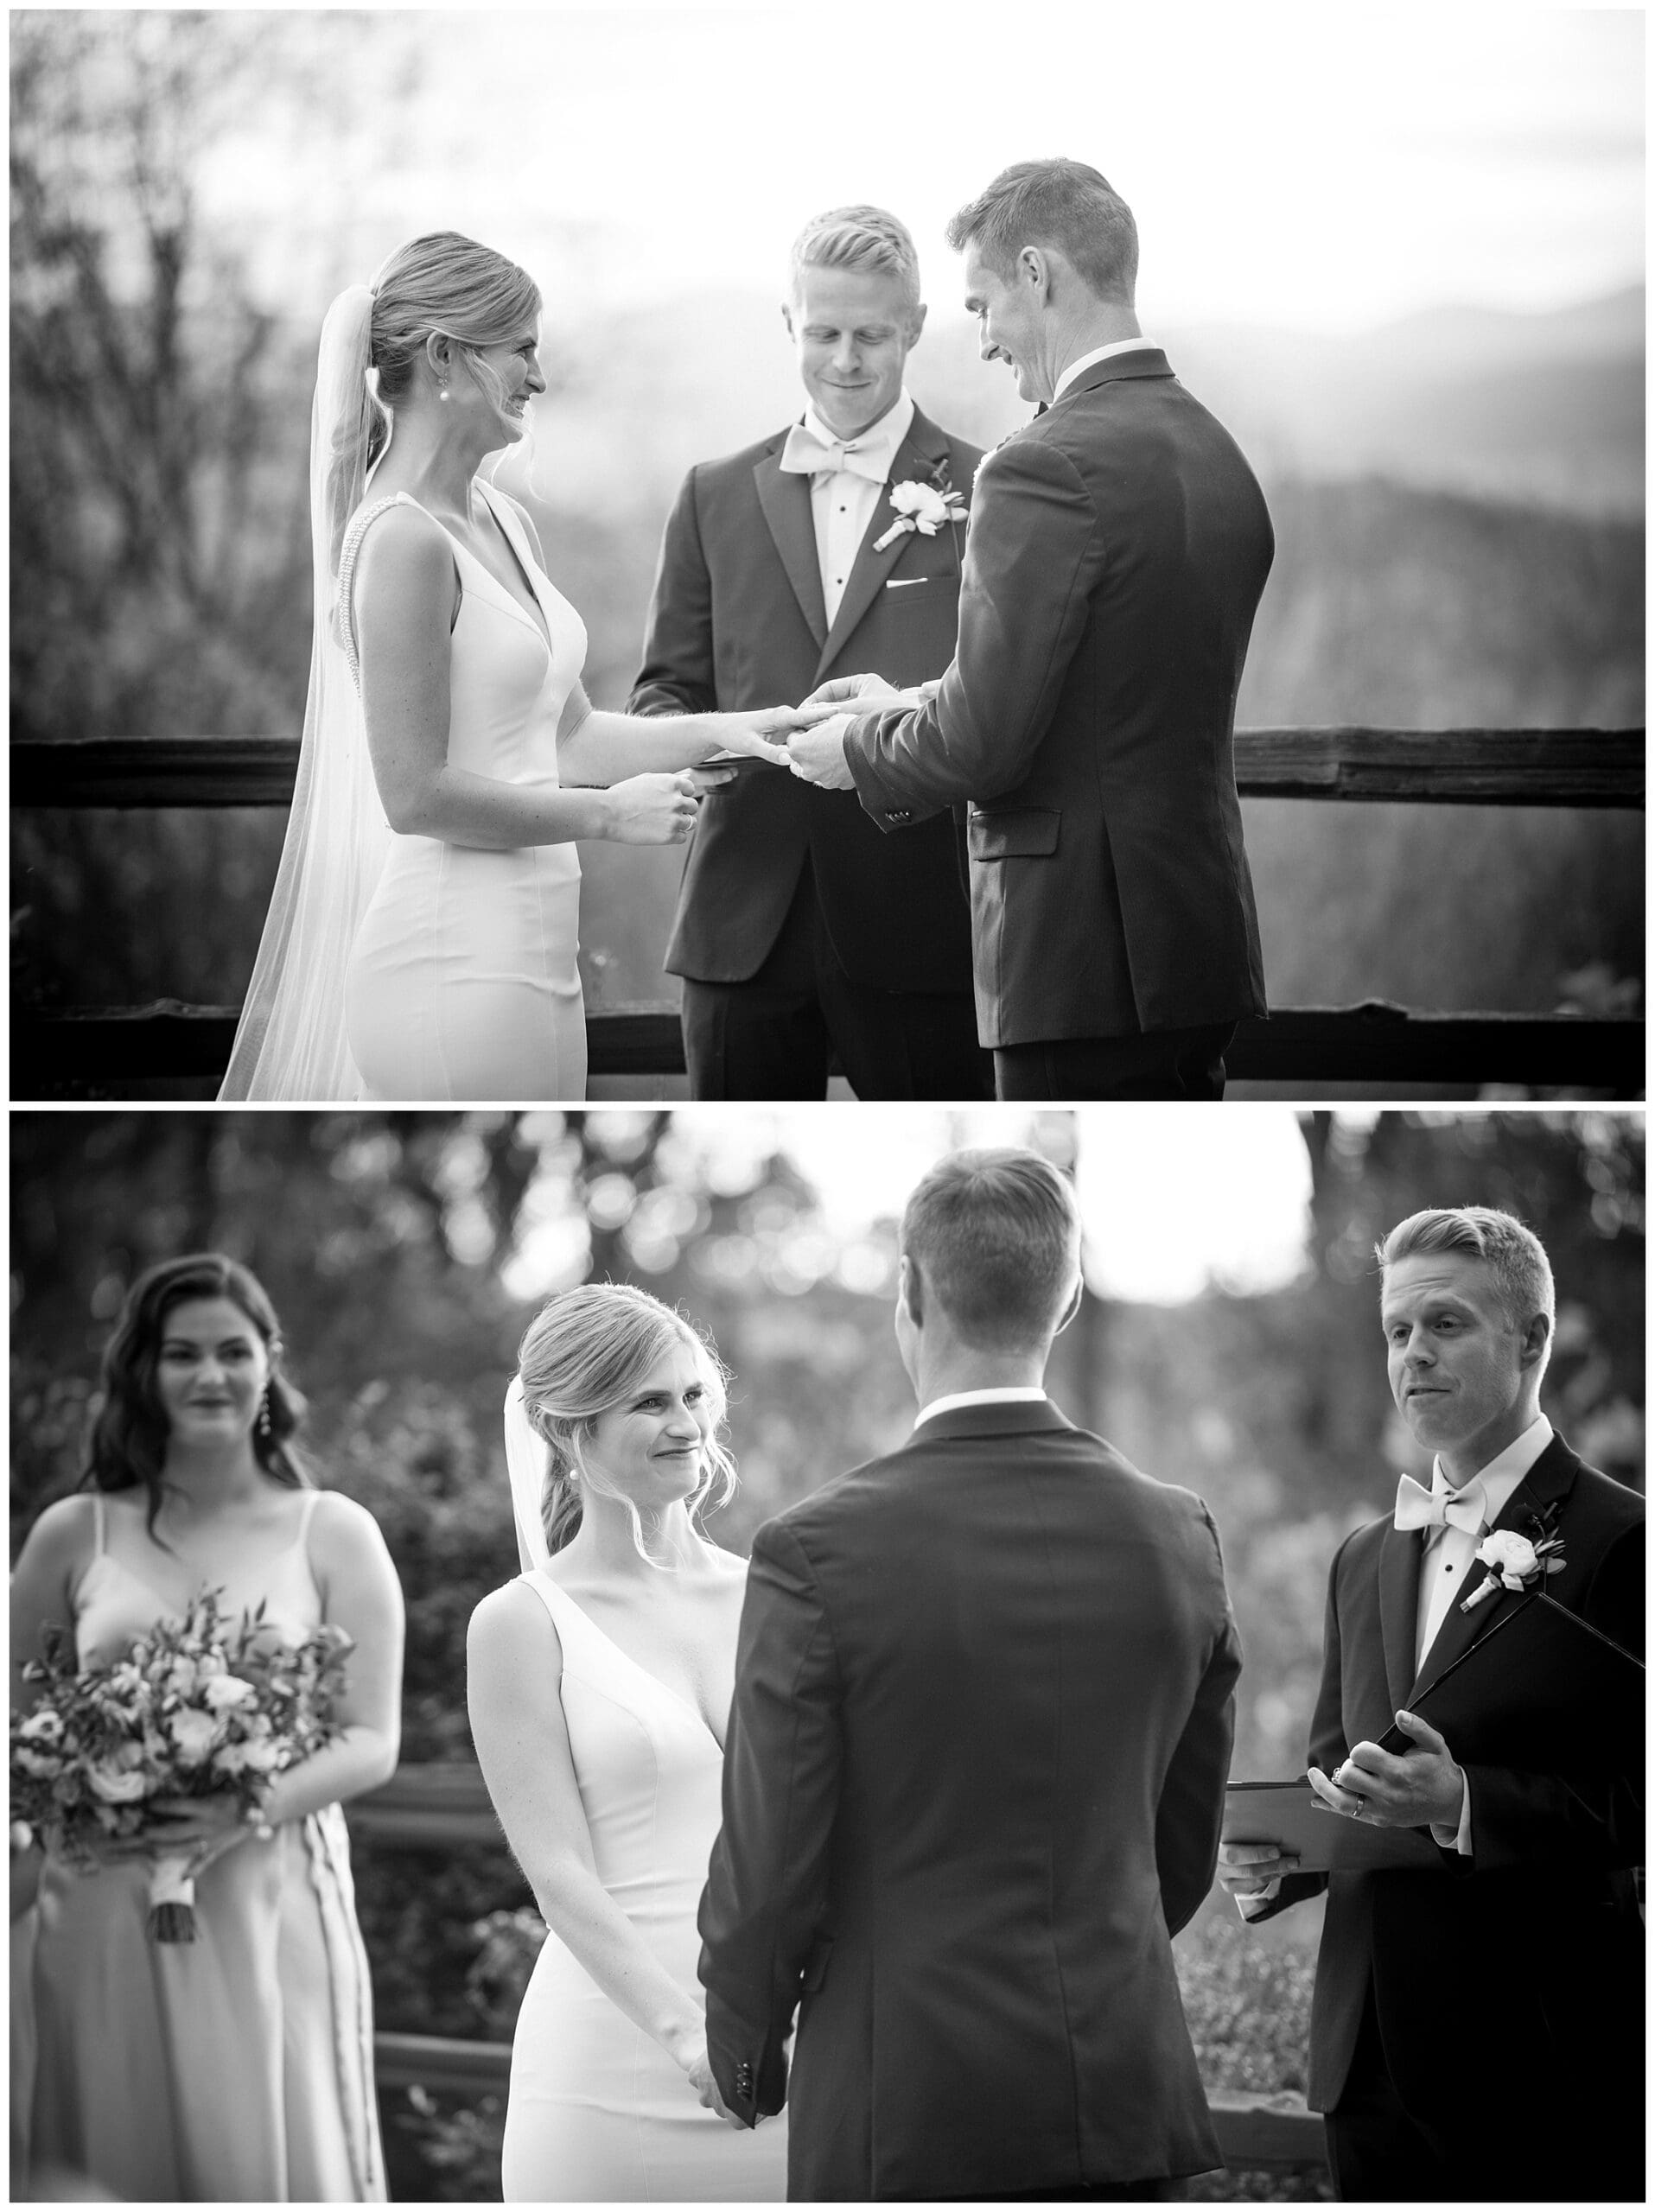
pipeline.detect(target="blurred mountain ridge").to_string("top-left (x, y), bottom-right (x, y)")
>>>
top-left (521, 282), bottom-right (1645, 522)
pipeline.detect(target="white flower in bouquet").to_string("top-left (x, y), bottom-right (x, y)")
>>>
top-left (202, 1673), bottom-right (258, 1713)
top-left (87, 1761), bottom-right (151, 1804)
top-left (168, 1707), bottom-right (225, 1765)
top-left (14, 1744), bottom-right (67, 1778)
top-left (19, 1709), bottom-right (65, 1743)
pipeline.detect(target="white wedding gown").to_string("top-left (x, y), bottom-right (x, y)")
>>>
top-left (341, 481), bottom-right (588, 1099)
top-left (500, 1569), bottom-right (789, 2202)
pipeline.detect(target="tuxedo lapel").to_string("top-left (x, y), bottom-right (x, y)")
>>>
top-left (1408, 1434), bottom-right (1581, 1695)
top-left (814, 407), bottom-right (957, 683)
top-left (754, 443), bottom-right (827, 647)
top-left (1377, 1522), bottom-right (1425, 1714)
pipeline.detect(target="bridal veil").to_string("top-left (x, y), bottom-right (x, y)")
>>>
top-left (219, 285), bottom-right (391, 1100)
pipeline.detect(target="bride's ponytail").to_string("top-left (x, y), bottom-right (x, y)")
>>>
top-left (316, 284), bottom-right (379, 581)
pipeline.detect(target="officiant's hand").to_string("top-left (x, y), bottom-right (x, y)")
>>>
top-left (1216, 1840), bottom-right (1300, 1897)
top-left (1309, 1711), bottom-right (1465, 1828)
top-left (787, 715), bottom-right (856, 791)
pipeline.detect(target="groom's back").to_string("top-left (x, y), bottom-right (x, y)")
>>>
top-left (772, 1402), bottom-right (1238, 2199)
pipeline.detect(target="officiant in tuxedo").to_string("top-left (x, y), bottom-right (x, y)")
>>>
top-left (1220, 1205), bottom-right (1645, 2203)
top-left (787, 159), bottom-right (1273, 1100)
top-left (698, 1147), bottom-right (1241, 2200)
top-left (628, 207), bottom-right (990, 1100)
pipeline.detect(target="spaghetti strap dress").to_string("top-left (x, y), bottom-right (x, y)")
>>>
top-left (22, 1492), bottom-right (385, 2202)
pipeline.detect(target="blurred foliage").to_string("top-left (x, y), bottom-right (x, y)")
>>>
top-left (8, 19), bottom-right (1644, 1062)
top-left (9, 1108), bottom-right (1641, 2198)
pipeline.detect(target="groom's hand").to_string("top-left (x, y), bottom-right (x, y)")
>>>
top-left (787, 715), bottom-right (856, 791)
top-left (798, 672), bottom-right (901, 713)
top-left (1310, 1711), bottom-right (1466, 1828)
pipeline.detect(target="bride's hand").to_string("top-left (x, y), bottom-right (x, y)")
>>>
top-left (677, 2033), bottom-right (745, 2129)
top-left (704, 707), bottom-right (809, 765)
top-left (603, 769), bottom-right (730, 845)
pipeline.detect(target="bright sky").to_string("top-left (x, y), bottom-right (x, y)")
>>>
top-left (237, 2), bottom-right (1645, 334)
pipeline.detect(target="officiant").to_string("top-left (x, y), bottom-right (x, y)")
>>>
top-left (1219, 1205), bottom-right (1644, 2203)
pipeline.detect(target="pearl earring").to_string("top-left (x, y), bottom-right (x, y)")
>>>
top-left (258, 1389), bottom-right (272, 1439)
top-left (438, 382), bottom-right (449, 402)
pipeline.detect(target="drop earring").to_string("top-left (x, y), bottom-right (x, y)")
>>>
top-left (258, 1389), bottom-right (273, 1439)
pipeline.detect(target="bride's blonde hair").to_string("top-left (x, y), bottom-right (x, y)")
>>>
top-left (325, 230), bottom-right (541, 571)
top-left (517, 1284), bottom-right (737, 1564)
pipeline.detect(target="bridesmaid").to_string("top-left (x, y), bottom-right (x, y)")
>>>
top-left (10, 1254), bottom-right (404, 2202)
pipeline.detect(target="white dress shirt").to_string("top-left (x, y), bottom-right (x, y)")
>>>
top-left (1052, 338), bottom-right (1160, 404)
top-left (913, 1384), bottom-right (1047, 1429)
top-left (792, 392), bottom-right (914, 626)
top-left (1236, 1412), bottom-right (1554, 1915)
top-left (1412, 1414), bottom-right (1553, 1673)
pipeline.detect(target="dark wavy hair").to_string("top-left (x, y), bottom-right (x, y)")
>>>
top-left (83, 1254), bottom-right (310, 1541)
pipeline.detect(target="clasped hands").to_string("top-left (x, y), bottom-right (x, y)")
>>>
top-left (783, 673), bottom-right (939, 790)
top-left (716, 676), bottom-right (936, 791)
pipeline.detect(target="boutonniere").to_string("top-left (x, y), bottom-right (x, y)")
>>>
top-left (872, 466), bottom-right (968, 553)
top-left (1460, 1522), bottom-right (1566, 1613)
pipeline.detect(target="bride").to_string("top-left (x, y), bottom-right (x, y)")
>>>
top-left (220, 233), bottom-right (802, 1101)
top-left (466, 1283), bottom-right (789, 2202)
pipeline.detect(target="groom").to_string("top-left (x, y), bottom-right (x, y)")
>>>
top-left (698, 1147), bottom-right (1242, 2200)
top-left (628, 205), bottom-right (990, 1101)
top-left (788, 159), bottom-right (1274, 1100)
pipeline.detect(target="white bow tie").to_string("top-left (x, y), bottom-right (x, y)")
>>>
top-left (779, 423), bottom-right (888, 484)
top-left (1393, 1471), bottom-right (1488, 1540)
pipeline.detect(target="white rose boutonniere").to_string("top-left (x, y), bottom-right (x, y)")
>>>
top-left (872, 470), bottom-right (968, 553)
top-left (1461, 1526), bottom-right (1565, 1612)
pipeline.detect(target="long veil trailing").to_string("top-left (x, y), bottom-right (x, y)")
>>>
top-left (219, 286), bottom-right (391, 1100)
top-left (503, 1376), bottom-right (553, 1575)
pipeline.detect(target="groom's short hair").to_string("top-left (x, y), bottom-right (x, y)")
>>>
top-left (1378, 1207), bottom-right (1556, 1338)
top-left (902, 1147), bottom-right (1081, 1351)
top-left (945, 158), bottom-right (1138, 305)
top-left (789, 205), bottom-right (922, 315)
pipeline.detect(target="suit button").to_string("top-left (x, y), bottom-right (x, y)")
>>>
top-left (890, 809), bottom-right (910, 823)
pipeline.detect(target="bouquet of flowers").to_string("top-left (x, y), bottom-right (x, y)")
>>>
top-left (10, 1588), bottom-right (353, 1941)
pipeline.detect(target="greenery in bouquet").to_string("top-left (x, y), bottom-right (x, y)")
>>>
top-left (10, 1586), bottom-right (353, 1941)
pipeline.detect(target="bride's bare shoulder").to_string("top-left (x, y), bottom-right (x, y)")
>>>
top-left (468, 1577), bottom-right (560, 1666)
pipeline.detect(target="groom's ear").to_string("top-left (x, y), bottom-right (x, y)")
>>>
top-left (898, 1252), bottom-right (923, 1329)
top-left (1052, 1274), bottom-right (1084, 1337)
top-left (780, 298), bottom-right (797, 342)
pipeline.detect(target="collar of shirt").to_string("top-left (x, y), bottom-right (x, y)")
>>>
top-left (913, 1385), bottom-right (1047, 1429)
top-left (798, 390), bottom-right (914, 473)
top-left (1430, 1413), bottom-right (1554, 1524)
top-left (1052, 338), bottom-right (1159, 404)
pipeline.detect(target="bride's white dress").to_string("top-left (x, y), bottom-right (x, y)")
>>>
top-left (501, 1568), bottom-right (789, 2202)
top-left (341, 481), bottom-right (588, 1100)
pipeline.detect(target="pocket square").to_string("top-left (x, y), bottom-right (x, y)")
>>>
top-left (884, 576), bottom-right (928, 590)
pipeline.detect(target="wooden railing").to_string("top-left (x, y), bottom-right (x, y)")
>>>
top-left (349, 1762), bottom-right (1331, 2177)
top-left (12, 728), bottom-right (1645, 1094)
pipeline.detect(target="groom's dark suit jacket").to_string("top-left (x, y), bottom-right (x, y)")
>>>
top-left (842, 353), bottom-right (1273, 1048)
top-left (1256, 1433), bottom-right (1643, 2189)
top-left (697, 1398), bottom-right (1241, 2202)
top-left (629, 406), bottom-right (980, 993)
